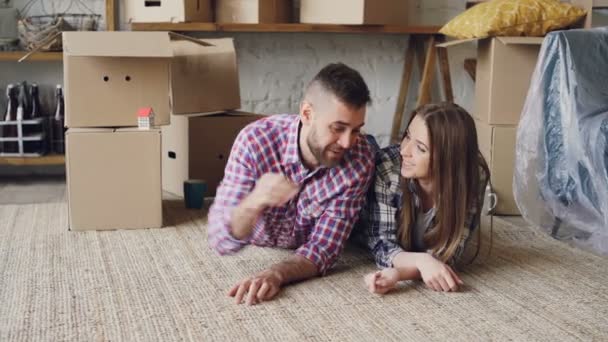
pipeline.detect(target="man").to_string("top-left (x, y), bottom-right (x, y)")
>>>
top-left (208, 63), bottom-right (374, 305)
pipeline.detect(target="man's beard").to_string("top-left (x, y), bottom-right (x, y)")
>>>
top-left (306, 126), bottom-right (346, 168)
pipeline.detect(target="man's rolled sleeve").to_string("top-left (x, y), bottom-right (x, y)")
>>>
top-left (207, 129), bottom-right (258, 254)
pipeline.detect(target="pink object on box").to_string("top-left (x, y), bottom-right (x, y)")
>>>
top-left (137, 107), bottom-right (155, 129)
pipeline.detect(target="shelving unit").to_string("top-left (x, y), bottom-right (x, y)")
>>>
top-left (0, 154), bottom-right (64, 166)
top-left (0, 1), bottom-right (118, 166)
top-left (131, 22), bottom-right (442, 34)
top-left (0, 51), bottom-right (62, 62)
top-left (0, 118), bottom-right (48, 157)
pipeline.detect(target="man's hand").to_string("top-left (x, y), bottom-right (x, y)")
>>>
top-left (230, 173), bottom-right (299, 240)
top-left (228, 269), bottom-right (284, 305)
top-left (416, 253), bottom-right (464, 292)
top-left (250, 173), bottom-right (300, 208)
top-left (364, 268), bottom-right (400, 295)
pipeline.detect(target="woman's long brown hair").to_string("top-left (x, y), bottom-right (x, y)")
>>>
top-left (398, 103), bottom-right (489, 263)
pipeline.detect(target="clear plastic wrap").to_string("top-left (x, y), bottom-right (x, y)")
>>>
top-left (514, 28), bottom-right (608, 255)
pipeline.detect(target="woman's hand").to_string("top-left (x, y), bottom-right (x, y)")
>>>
top-left (416, 253), bottom-right (464, 292)
top-left (364, 268), bottom-right (400, 294)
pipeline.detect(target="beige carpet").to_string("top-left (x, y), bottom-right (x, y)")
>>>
top-left (1, 201), bottom-right (607, 341)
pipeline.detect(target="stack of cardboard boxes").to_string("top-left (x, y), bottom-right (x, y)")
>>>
top-left (472, 37), bottom-right (543, 215)
top-left (441, 37), bottom-right (544, 215)
top-left (63, 31), bottom-right (261, 231)
top-left (441, 0), bottom-right (592, 215)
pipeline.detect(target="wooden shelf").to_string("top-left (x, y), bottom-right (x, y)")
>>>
top-left (131, 22), bottom-right (441, 34)
top-left (0, 154), bottom-right (65, 166)
top-left (0, 51), bottom-right (62, 62)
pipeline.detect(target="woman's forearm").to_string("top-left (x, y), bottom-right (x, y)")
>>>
top-left (391, 251), bottom-right (426, 281)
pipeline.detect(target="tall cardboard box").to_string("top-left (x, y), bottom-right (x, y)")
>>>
top-left (475, 120), bottom-right (519, 215)
top-left (66, 128), bottom-right (162, 231)
top-left (162, 111), bottom-right (265, 197)
top-left (300, 0), bottom-right (408, 25)
top-left (216, 0), bottom-right (292, 23)
top-left (126, 0), bottom-right (213, 23)
top-left (63, 32), bottom-right (240, 127)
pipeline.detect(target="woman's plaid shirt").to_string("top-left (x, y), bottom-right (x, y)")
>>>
top-left (356, 144), bottom-right (487, 268)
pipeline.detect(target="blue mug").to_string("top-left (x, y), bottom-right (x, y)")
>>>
top-left (183, 179), bottom-right (207, 209)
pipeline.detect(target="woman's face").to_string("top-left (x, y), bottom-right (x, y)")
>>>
top-left (400, 115), bottom-right (431, 180)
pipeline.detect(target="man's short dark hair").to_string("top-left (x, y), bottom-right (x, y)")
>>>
top-left (309, 63), bottom-right (371, 109)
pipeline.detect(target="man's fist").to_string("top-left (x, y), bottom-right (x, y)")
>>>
top-left (251, 173), bottom-right (300, 208)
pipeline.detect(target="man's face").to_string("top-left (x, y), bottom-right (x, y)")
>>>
top-left (304, 95), bottom-right (366, 168)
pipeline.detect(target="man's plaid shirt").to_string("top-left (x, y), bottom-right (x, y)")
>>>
top-left (208, 114), bottom-right (374, 274)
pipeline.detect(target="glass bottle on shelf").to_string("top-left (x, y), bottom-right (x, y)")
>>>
top-left (16, 81), bottom-right (29, 121)
top-left (1, 84), bottom-right (18, 154)
top-left (52, 84), bottom-right (65, 154)
top-left (29, 83), bottom-right (40, 120)
top-left (25, 83), bottom-right (46, 155)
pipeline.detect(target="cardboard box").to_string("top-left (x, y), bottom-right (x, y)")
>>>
top-left (63, 32), bottom-right (240, 127)
top-left (475, 37), bottom-right (543, 125)
top-left (475, 120), bottom-right (519, 215)
top-left (300, 0), bottom-right (408, 25)
top-left (439, 37), bottom-right (542, 125)
top-left (66, 128), bottom-right (162, 231)
top-left (216, 0), bottom-right (292, 23)
top-left (170, 37), bottom-right (241, 115)
top-left (162, 111), bottom-right (265, 197)
top-left (126, 0), bottom-right (212, 23)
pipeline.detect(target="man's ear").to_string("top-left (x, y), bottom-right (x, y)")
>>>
top-left (300, 101), bottom-right (313, 124)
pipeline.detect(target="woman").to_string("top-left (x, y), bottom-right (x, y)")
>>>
top-left (358, 102), bottom-right (490, 294)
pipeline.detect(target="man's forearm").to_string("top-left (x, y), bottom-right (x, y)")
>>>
top-left (230, 194), bottom-right (265, 240)
top-left (269, 255), bottom-right (319, 285)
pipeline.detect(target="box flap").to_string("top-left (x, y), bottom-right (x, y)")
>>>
top-left (63, 32), bottom-right (173, 57)
top-left (496, 37), bottom-right (545, 45)
top-left (171, 37), bottom-right (235, 56)
top-left (116, 128), bottom-right (162, 133)
top-left (436, 38), bottom-right (480, 47)
top-left (66, 128), bottom-right (114, 134)
top-left (170, 38), bottom-right (241, 114)
top-left (168, 32), bottom-right (214, 47)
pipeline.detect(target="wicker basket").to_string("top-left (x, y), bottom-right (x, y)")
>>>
top-left (17, 13), bottom-right (99, 51)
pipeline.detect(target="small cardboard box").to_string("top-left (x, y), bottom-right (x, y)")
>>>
top-left (126, 0), bottom-right (212, 23)
top-left (216, 0), bottom-right (292, 23)
top-left (162, 111), bottom-right (265, 197)
top-left (66, 128), bottom-right (162, 231)
top-left (300, 0), bottom-right (408, 25)
top-left (63, 32), bottom-right (240, 127)
top-left (440, 37), bottom-right (543, 125)
top-left (475, 37), bottom-right (543, 125)
top-left (475, 120), bottom-right (519, 215)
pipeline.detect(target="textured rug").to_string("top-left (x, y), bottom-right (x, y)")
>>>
top-left (1, 201), bottom-right (607, 341)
